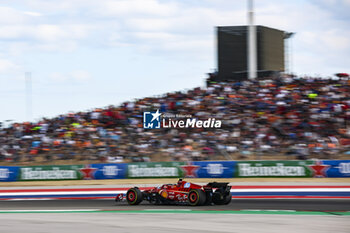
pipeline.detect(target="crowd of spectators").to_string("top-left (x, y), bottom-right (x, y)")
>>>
top-left (1, 75), bottom-right (350, 164)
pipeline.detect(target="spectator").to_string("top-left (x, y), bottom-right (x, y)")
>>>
top-left (1, 75), bottom-right (350, 163)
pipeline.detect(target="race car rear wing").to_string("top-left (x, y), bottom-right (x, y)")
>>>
top-left (206, 182), bottom-right (230, 188)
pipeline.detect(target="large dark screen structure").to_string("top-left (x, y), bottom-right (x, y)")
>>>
top-left (217, 25), bottom-right (285, 80)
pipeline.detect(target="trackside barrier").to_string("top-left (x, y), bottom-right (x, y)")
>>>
top-left (322, 160), bottom-right (350, 178)
top-left (235, 161), bottom-right (314, 178)
top-left (127, 162), bottom-right (185, 178)
top-left (0, 160), bottom-right (349, 181)
top-left (235, 160), bottom-right (350, 178)
top-left (91, 163), bottom-right (127, 179)
top-left (191, 161), bottom-right (236, 178)
top-left (0, 166), bottom-right (19, 182)
top-left (18, 165), bottom-right (84, 181)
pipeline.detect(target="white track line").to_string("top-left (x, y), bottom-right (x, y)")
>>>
top-left (0, 188), bottom-right (349, 197)
top-left (0, 209), bottom-right (100, 212)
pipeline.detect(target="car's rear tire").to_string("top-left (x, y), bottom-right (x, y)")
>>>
top-left (188, 189), bottom-right (206, 206)
top-left (212, 189), bottom-right (231, 205)
top-left (126, 187), bottom-right (143, 205)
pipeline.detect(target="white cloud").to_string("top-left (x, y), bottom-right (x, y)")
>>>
top-left (49, 70), bottom-right (92, 83)
top-left (94, 0), bottom-right (178, 17)
top-left (0, 0), bottom-right (349, 75)
top-left (49, 72), bottom-right (67, 82)
top-left (321, 30), bottom-right (350, 50)
top-left (0, 59), bottom-right (20, 73)
top-left (16, 0), bottom-right (89, 13)
top-left (70, 70), bottom-right (91, 81)
top-left (23, 11), bottom-right (42, 17)
top-left (0, 6), bottom-right (27, 24)
top-left (0, 22), bottom-right (92, 54)
top-left (0, 25), bottom-right (27, 39)
top-left (34, 24), bottom-right (66, 41)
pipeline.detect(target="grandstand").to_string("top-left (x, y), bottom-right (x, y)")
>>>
top-left (1, 75), bottom-right (350, 165)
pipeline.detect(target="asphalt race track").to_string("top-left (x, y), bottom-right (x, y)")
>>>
top-left (1, 198), bottom-right (350, 211)
top-left (1, 198), bottom-right (350, 233)
top-left (0, 199), bottom-right (350, 233)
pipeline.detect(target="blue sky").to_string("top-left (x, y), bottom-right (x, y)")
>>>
top-left (0, 0), bottom-right (349, 123)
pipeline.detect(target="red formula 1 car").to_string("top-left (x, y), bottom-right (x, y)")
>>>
top-left (115, 179), bottom-right (232, 206)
